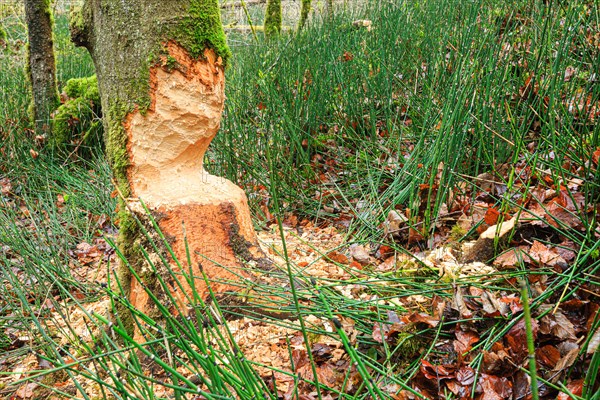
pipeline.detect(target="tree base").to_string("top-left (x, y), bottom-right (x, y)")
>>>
top-left (126, 174), bottom-right (272, 324)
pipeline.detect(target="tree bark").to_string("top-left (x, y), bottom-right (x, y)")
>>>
top-left (264, 0), bottom-right (281, 38)
top-left (220, 0), bottom-right (265, 8)
top-left (298, 0), bottom-right (311, 31)
top-left (72, 0), bottom-right (269, 335)
top-left (325, 0), bottom-right (333, 19)
top-left (24, 0), bottom-right (59, 135)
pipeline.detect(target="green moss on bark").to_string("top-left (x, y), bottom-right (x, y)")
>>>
top-left (298, 0), bottom-right (312, 31)
top-left (106, 101), bottom-right (133, 201)
top-left (105, 101), bottom-right (140, 335)
top-left (69, 6), bottom-right (84, 32)
top-left (51, 75), bottom-right (101, 150)
top-left (264, 0), bottom-right (282, 38)
top-left (69, 5), bottom-right (91, 47)
top-left (114, 211), bottom-right (137, 335)
top-left (64, 75), bottom-right (99, 100)
top-left (172, 0), bottom-right (231, 66)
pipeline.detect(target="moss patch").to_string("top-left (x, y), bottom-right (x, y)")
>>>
top-left (105, 101), bottom-right (139, 335)
top-left (106, 101), bottom-right (133, 200)
top-left (171, 0), bottom-right (231, 66)
top-left (264, 0), bottom-right (282, 38)
top-left (51, 75), bottom-right (102, 152)
top-left (64, 75), bottom-right (99, 100)
top-left (298, 0), bottom-right (312, 30)
top-left (394, 326), bottom-right (425, 359)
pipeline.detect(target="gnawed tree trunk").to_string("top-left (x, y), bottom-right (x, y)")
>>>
top-left (24, 0), bottom-right (59, 135)
top-left (298, 0), bottom-right (311, 31)
top-left (264, 0), bottom-right (281, 38)
top-left (71, 0), bottom-right (270, 335)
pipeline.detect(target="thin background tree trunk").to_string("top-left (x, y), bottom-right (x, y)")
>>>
top-left (264, 0), bottom-right (281, 37)
top-left (298, 0), bottom-right (311, 30)
top-left (326, 0), bottom-right (333, 19)
top-left (24, 0), bottom-right (59, 135)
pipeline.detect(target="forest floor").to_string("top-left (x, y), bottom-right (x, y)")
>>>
top-left (1, 170), bottom-right (598, 399)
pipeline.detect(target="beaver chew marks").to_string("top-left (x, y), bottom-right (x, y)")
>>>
top-left (128, 43), bottom-right (225, 203)
top-left (125, 43), bottom-right (263, 314)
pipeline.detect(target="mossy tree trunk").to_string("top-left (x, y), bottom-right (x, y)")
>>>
top-left (325, 0), bottom-right (333, 19)
top-left (264, 0), bottom-right (281, 38)
top-left (24, 0), bottom-right (59, 135)
top-left (71, 0), bottom-right (268, 336)
top-left (298, 0), bottom-right (311, 31)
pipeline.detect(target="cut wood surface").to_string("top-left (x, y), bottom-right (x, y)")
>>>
top-left (125, 44), bottom-right (268, 314)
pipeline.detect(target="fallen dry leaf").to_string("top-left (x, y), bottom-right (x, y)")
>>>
top-left (325, 250), bottom-right (349, 264)
top-left (451, 285), bottom-right (473, 318)
top-left (528, 241), bottom-right (568, 270)
top-left (454, 328), bottom-right (479, 362)
top-left (482, 345), bottom-right (512, 374)
top-left (15, 382), bottom-right (38, 399)
top-left (538, 305), bottom-right (577, 341)
top-left (0, 177), bottom-right (12, 195)
top-left (587, 326), bottom-right (600, 354)
top-left (552, 343), bottom-right (580, 375)
top-left (480, 290), bottom-right (510, 317)
top-left (384, 209), bottom-right (408, 237)
top-left (402, 312), bottom-right (439, 328)
top-left (556, 379), bottom-right (583, 400)
top-left (505, 319), bottom-right (538, 362)
top-left (348, 244), bottom-right (372, 265)
top-left (480, 217), bottom-right (517, 240)
top-left (475, 374), bottom-right (512, 400)
top-left (493, 247), bottom-right (532, 269)
top-left (545, 193), bottom-right (584, 229)
top-left (74, 242), bottom-right (102, 265)
top-left (420, 360), bottom-right (455, 380)
top-left (536, 344), bottom-right (561, 369)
